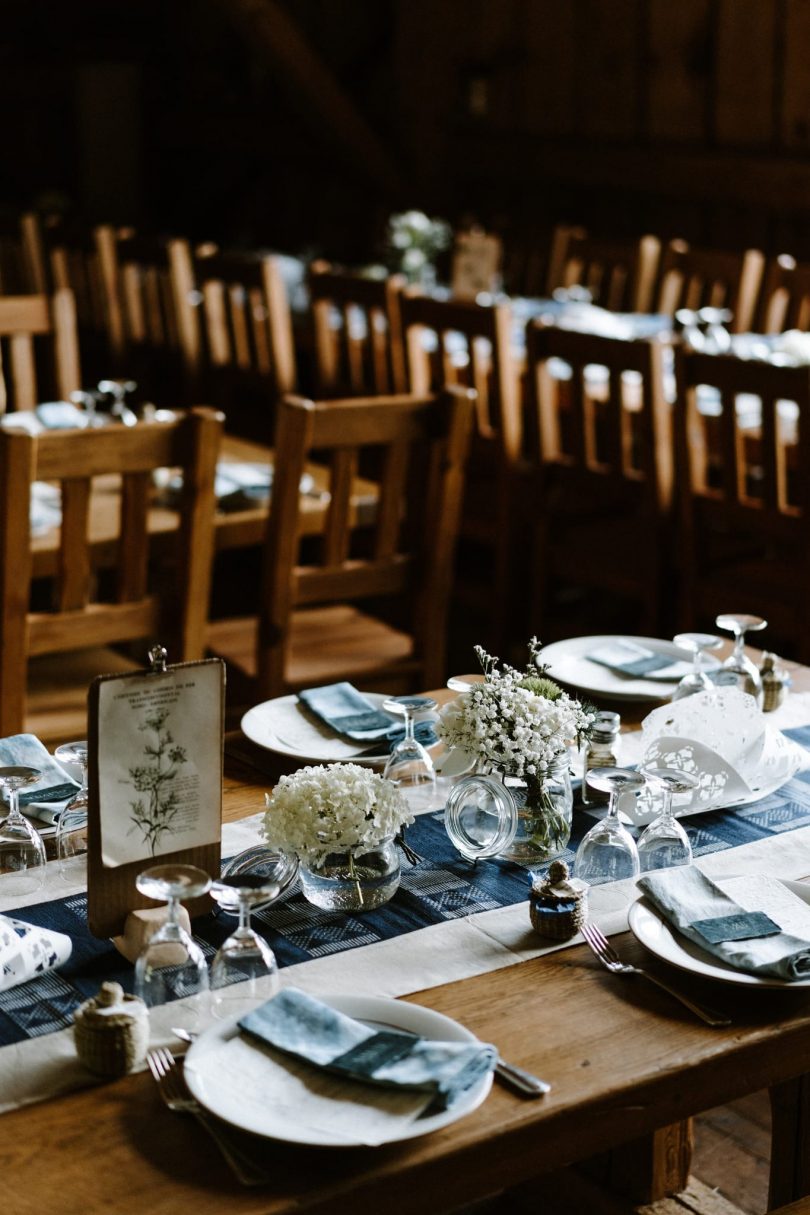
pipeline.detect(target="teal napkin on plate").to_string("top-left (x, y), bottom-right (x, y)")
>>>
top-left (299, 682), bottom-right (438, 749)
top-left (238, 988), bottom-right (497, 1111)
top-left (637, 866), bottom-right (810, 981)
top-left (0, 734), bottom-right (80, 825)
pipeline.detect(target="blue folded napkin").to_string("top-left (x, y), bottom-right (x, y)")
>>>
top-left (239, 988), bottom-right (497, 1111)
top-left (299, 682), bottom-right (438, 750)
top-left (637, 866), bottom-right (810, 981)
top-left (588, 640), bottom-right (677, 677)
top-left (0, 734), bottom-right (80, 825)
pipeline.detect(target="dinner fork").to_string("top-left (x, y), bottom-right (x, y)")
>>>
top-left (580, 920), bottom-right (732, 1027)
top-left (146, 1047), bottom-right (270, 1186)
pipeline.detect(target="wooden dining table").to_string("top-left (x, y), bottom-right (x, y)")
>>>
top-left (4, 673), bottom-right (810, 1215)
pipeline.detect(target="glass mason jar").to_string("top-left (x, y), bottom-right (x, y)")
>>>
top-left (498, 757), bottom-right (574, 866)
top-left (298, 839), bottom-right (400, 912)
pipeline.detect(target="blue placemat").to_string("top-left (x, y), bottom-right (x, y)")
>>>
top-left (2, 725), bottom-right (810, 1048)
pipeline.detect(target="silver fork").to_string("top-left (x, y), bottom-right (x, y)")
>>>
top-left (580, 920), bottom-right (732, 1027)
top-left (146, 1047), bottom-right (269, 1186)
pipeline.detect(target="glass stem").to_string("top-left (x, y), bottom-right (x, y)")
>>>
top-left (6, 784), bottom-right (21, 824)
top-left (163, 894), bottom-right (182, 940)
top-left (606, 789), bottom-right (620, 821)
top-left (402, 706), bottom-right (415, 744)
top-left (733, 629), bottom-right (746, 667)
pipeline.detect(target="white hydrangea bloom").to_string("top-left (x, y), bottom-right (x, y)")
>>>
top-left (263, 763), bottom-right (414, 866)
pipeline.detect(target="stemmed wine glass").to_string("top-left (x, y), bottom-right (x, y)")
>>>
top-left (134, 864), bottom-right (211, 1028)
top-left (672, 633), bottom-right (724, 700)
top-left (209, 877), bottom-right (282, 1018)
top-left (53, 741), bottom-right (89, 882)
top-left (715, 614), bottom-right (768, 706)
top-left (574, 767), bottom-right (646, 886)
top-left (0, 767), bottom-right (47, 896)
top-left (637, 766), bottom-right (700, 871)
top-left (383, 696), bottom-right (437, 789)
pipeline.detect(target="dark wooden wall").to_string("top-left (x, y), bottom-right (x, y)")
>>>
top-left (1, 0), bottom-right (809, 264)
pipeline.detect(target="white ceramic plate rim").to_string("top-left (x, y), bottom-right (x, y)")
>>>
top-left (540, 634), bottom-right (694, 701)
top-left (184, 993), bottom-right (493, 1145)
top-left (241, 693), bottom-right (396, 765)
top-left (628, 878), bottom-right (810, 989)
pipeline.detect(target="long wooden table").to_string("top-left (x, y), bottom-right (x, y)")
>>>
top-left (4, 676), bottom-right (810, 1214)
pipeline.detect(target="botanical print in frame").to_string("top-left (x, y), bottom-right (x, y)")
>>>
top-left (95, 663), bottom-right (222, 868)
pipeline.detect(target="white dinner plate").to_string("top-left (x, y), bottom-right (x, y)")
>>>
top-left (241, 693), bottom-right (402, 765)
top-left (184, 994), bottom-right (493, 1146)
top-left (628, 878), bottom-right (810, 989)
top-left (540, 635), bottom-right (696, 702)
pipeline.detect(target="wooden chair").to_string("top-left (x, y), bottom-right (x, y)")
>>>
top-left (104, 232), bottom-right (199, 397)
top-left (525, 323), bottom-right (673, 636)
top-left (0, 290), bottom-right (81, 412)
top-left (674, 347), bottom-right (810, 660)
top-left (205, 388), bottom-right (474, 708)
top-left (0, 407), bottom-right (223, 743)
top-left (400, 290), bottom-right (524, 650)
top-left (192, 248), bottom-right (297, 440)
top-left (546, 224), bottom-right (662, 313)
top-left (309, 261), bottom-right (407, 396)
top-left (654, 239), bottom-right (765, 332)
top-left (757, 254), bottom-right (810, 333)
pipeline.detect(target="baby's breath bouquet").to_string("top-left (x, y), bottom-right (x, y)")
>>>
top-left (440, 640), bottom-right (593, 862)
top-left (386, 209), bottom-right (452, 284)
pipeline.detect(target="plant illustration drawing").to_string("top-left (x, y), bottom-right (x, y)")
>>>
top-left (126, 708), bottom-right (188, 854)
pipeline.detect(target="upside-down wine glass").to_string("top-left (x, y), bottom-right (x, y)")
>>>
top-left (0, 767), bottom-right (47, 896)
top-left (53, 741), bottom-right (89, 882)
top-left (134, 864), bottom-right (211, 1029)
top-left (671, 632), bottom-right (724, 701)
top-left (208, 848), bottom-right (299, 1018)
top-left (715, 613), bottom-right (768, 707)
top-left (637, 766), bottom-right (700, 871)
top-left (574, 767), bottom-right (646, 886)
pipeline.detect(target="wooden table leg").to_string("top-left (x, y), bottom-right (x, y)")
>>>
top-left (579, 1119), bottom-right (694, 1203)
top-left (769, 1076), bottom-right (810, 1210)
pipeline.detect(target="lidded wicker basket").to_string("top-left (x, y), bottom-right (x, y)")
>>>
top-left (73, 981), bottom-right (149, 1077)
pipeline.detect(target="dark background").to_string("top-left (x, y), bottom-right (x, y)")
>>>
top-left (3, 0), bottom-right (810, 272)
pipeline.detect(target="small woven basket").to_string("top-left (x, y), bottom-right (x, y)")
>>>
top-left (529, 860), bottom-right (588, 941)
top-left (73, 981), bottom-right (149, 1077)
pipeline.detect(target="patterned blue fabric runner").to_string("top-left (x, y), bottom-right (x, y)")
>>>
top-left (4, 725), bottom-right (810, 1049)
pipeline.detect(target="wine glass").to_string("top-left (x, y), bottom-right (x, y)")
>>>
top-left (134, 864), bottom-right (211, 1028)
top-left (53, 741), bottom-right (89, 882)
top-left (383, 696), bottom-right (437, 789)
top-left (715, 614), bottom-right (768, 706)
top-left (637, 766), bottom-right (700, 871)
top-left (672, 633), bottom-right (724, 700)
top-left (574, 767), bottom-right (645, 886)
top-left (210, 875), bottom-right (283, 1019)
top-left (0, 767), bottom-right (47, 896)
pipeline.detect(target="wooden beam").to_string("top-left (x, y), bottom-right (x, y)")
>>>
top-left (214, 0), bottom-right (406, 196)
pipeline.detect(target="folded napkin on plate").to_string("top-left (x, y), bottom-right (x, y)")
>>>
top-left (30, 482), bottom-right (62, 537)
top-left (0, 914), bottom-right (72, 990)
top-left (239, 988), bottom-right (497, 1111)
top-left (299, 682), bottom-right (438, 749)
top-left (0, 734), bottom-right (80, 825)
top-left (587, 640), bottom-right (689, 679)
top-left (637, 866), bottom-right (810, 980)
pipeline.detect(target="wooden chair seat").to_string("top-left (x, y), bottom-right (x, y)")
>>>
top-left (206, 389), bottom-right (474, 718)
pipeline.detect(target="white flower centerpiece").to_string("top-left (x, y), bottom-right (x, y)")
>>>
top-left (440, 640), bottom-right (593, 865)
top-left (263, 763), bottom-right (414, 911)
top-left (386, 209), bottom-right (452, 286)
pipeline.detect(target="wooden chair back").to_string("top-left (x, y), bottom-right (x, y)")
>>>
top-left (546, 224), bottom-right (662, 313)
top-left (309, 261), bottom-right (407, 396)
top-left (757, 254), bottom-right (810, 333)
top-left (526, 323), bottom-right (673, 510)
top-left (253, 388), bottom-right (474, 698)
top-left (193, 248), bottom-right (297, 427)
top-left (0, 407), bottom-right (223, 735)
top-left (0, 290), bottom-right (81, 411)
top-left (525, 323), bottom-right (673, 632)
top-left (655, 239), bottom-right (765, 332)
top-left (674, 347), bottom-right (810, 651)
